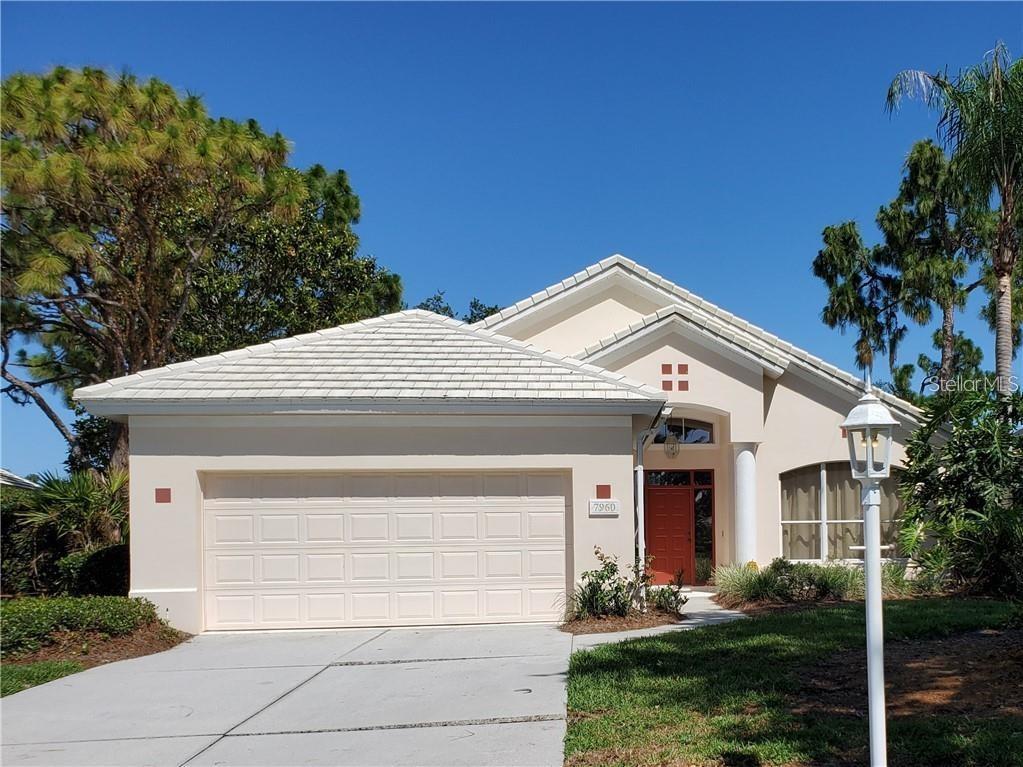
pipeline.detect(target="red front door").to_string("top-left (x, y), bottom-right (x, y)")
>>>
top-left (645, 487), bottom-right (695, 586)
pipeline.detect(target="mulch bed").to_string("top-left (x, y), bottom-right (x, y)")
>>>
top-left (796, 627), bottom-right (1023, 719)
top-left (561, 609), bottom-right (681, 635)
top-left (7, 622), bottom-right (190, 670)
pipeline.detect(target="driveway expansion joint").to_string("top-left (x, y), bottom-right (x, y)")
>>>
top-left (328, 653), bottom-right (534, 667)
top-left (221, 713), bottom-right (566, 738)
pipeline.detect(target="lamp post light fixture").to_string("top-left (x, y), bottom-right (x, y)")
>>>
top-left (841, 375), bottom-right (898, 767)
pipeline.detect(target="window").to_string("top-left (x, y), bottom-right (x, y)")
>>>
top-left (652, 418), bottom-right (714, 445)
top-left (780, 462), bottom-right (901, 561)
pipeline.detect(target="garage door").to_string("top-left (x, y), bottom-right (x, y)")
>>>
top-left (202, 472), bottom-right (568, 630)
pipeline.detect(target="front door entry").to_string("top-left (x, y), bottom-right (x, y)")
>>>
top-left (646, 487), bottom-right (695, 585)
top-left (645, 470), bottom-right (715, 586)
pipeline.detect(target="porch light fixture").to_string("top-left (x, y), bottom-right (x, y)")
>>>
top-left (840, 374), bottom-right (898, 767)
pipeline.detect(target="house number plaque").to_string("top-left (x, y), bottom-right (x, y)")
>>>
top-left (588, 499), bottom-right (620, 517)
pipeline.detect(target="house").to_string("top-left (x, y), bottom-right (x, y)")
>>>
top-left (74, 256), bottom-right (919, 633)
top-left (0, 469), bottom-right (41, 490)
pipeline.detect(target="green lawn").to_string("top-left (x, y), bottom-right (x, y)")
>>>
top-left (1, 660), bottom-right (84, 697)
top-left (566, 598), bottom-right (1020, 767)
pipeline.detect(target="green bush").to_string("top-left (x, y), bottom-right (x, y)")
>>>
top-left (0, 596), bottom-right (160, 657)
top-left (55, 550), bottom-right (92, 594)
top-left (649, 573), bottom-right (690, 618)
top-left (569, 547), bottom-right (652, 619)
top-left (899, 390), bottom-right (1023, 598)
top-left (715, 558), bottom-right (914, 607)
top-left (57, 544), bottom-right (129, 596)
top-left (713, 563), bottom-right (788, 606)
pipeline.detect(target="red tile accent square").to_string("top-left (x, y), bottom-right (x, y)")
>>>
top-left (155, 488), bottom-right (172, 504)
top-left (661, 380), bottom-right (673, 391)
top-left (661, 363), bottom-right (672, 375)
top-left (596, 484), bottom-right (612, 499)
top-left (678, 364), bottom-right (689, 375)
top-left (677, 380), bottom-right (690, 392)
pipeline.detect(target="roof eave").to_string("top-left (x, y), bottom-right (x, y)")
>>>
top-left (78, 396), bottom-right (667, 420)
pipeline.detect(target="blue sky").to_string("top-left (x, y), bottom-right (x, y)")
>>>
top-left (2, 2), bottom-right (1021, 477)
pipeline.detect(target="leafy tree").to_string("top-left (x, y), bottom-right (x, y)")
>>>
top-left (464, 298), bottom-right (500, 324)
top-left (2, 68), bottom-right (307, 467)
top-left (916, 330), bottom-right (986, 394)
top-left (812, 221), bottom-right (911, 377)
top-left (898, 390), bottom-right (1023, 598)
top-left (877, 140), bottom-right (989, 386)
top-left (17, 470), bottom-right (129, 551)
top-left (888, 43), bottom-right (1023, 395)
top-left (174, 166), bottom-right (402, 360)
top-left (415, 290), bottom-right (456, 318)
top-left (415, 291), bottom-right (500, 323)
top-left (814, 141), bottom-right (987, 390)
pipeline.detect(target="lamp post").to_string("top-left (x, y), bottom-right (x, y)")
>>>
top-left (841, 375), bottom-right (898, 767)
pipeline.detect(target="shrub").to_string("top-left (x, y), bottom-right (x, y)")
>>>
top-left (569, 547), bottom-right (652, 619)
top-left (57, 544), bottom-right (129, 596)
top-left (650, 571), bottom-right (690, 618)
top-left (3, 470), bottom-right (129, 596)
top-left (899, 390), bottom-right (1023, 599)
top-left (55, 550), bottom-right (92, 594)
top-left (0, 596), bottom-right (160, 657)
top-left (716, 559), bottom-right (912, 607)
top-left (713, 563), bottom-right (789, 606)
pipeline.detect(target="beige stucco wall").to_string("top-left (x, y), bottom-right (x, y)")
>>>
top-left (128, 414), bottom-right (636, 632)
top-left (754, 369), bottom-right (913, 563)
top-left (498, 279), bottom-right (663, 356)
top-left (567, 334), bottom-right (914, 568)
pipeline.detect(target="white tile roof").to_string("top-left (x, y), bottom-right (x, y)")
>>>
top-left (74, 311), bottom-right (666, 413)
top-left (478, 255), bottom-right (922, 423)
top-left (578, 304), bottom-right (790, 374)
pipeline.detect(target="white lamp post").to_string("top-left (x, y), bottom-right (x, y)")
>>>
top-left (841, 375), bottom-right (898, 767)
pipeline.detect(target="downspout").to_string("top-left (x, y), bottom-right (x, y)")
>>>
top-left (636, 406), bottom-right (671, 596)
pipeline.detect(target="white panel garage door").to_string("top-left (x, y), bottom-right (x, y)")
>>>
top-left (202, 472), bottom-right (568, 630)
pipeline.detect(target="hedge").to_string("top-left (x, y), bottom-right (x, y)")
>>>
top-left (0, 596), bottom-right (161, 657)
top-left (56, 543), bottom-right (130, 596)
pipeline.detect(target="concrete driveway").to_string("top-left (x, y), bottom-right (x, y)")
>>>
top-left (1, 624), bottom-right (571, 767)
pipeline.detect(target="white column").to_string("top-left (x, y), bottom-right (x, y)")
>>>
top-left (733, 443), bottom-right (758, 565)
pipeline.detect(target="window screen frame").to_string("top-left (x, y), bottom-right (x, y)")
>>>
top-left (778, 462), bottom-right (902, 562)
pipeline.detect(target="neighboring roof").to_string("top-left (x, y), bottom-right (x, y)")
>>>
top-left (0, 469), bottom-right (40, 490)
top-left (578, 305), bottom-right (790, 377)
top-left (75, 311), bottom-right (667, 417)
top-left (477, 254), bottom-right (922, 424)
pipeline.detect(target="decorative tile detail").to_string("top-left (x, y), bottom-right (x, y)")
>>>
top-left (155, 488), bottom-right (172, 504)
top-left (660, 362), bottom-right (690, 393)
top-left (595, 484), bottom-right (611, 499)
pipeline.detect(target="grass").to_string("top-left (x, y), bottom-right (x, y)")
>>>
top-left (0, 596), bottom-right (183, 696)
top-left (566, 598), bottom-right (1019, 767)
top-left (1, 660), bottom-right (84, 697)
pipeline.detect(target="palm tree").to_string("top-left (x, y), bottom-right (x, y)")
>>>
top-left (17, 470), bottom-right (129, 553)
top-left (887, 43), bottom-right (1022, 395)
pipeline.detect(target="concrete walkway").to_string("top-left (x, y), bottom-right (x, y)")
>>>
top-left (572, 591), bottom-right (744, 651)
top-left (2, 625), bottom-right (571, 767)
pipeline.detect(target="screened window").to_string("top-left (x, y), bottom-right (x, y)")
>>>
top-left (780, 462), bottom-right (901, 561)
